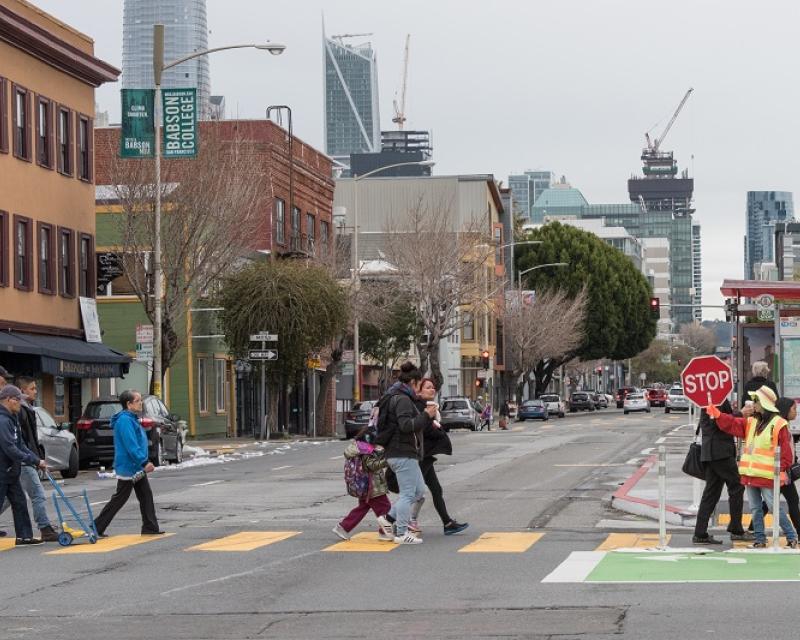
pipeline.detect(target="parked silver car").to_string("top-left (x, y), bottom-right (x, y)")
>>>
top-left (539, 394), bottom-right (566, 418)
top-left (439, 397), bottom-right (481, 431)
top-left (33, 406), bottom-right (79, 478)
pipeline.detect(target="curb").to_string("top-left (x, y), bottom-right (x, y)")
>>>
top-left (611, 454), bottom-right (697, 526)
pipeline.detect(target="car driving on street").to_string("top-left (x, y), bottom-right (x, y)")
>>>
top-left (517, 399), bottom-right (549, 421)
top-left (646, 387), bottom-right (667, 407)
top-left (440, 397), bottom-right (481, 431)
top-left (615, 386), bottom-right (639, 408)
top-left (623, 392), bottom-right (651, 414)
top-left (665, 387), bottom-right (690, 413)
top-left (569, 391), bottom-right (595, 412)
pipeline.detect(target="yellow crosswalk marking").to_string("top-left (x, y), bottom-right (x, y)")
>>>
top-left (733, 537), bottom-right (787, 549)
top-left (0, 539), bottom-right (15, 552)
top-left (324, 531), bottom-right (398, 552)
top-left (46, 533), bottom-right (174, 555)
top-left (595, 533), bottom-right (671, 550)
top-left (458, 532), bottom-right (543, 553)
top-left (718, 514), bottom-right (773, 527)
top-left (186, 531), bottom-right (300, 552)
top-left (511, 426), bottom-right (524, 432)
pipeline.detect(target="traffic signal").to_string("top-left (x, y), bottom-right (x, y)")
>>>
top-left (481, 350), bottom-right (490, 369)
top-left (596, 367), bottom-right (602, 375)
top-left (475, 378), bottom-right (484, 389)
top-left (649, 297), bottom-right (660, 319)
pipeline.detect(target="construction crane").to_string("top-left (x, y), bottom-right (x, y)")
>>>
top-left (392, 34), bottom-right (410, 130)
top-left (330, 33), bottom-right (373, 45)
top-left (645, 88), bottom-right (693, 152)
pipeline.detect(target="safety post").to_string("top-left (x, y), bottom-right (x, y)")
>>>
top-left (772, 445), bottom-right (781, 549)
top-left (689, 403), bottom-right (702, 511)
top-left (658, 444), bottom-right (667, 549)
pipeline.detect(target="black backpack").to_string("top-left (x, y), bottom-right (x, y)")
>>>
top-left (373, 392), bottom-right (400, 447)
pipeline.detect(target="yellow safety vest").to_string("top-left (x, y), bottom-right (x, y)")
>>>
top-left (738, 415), bottom-right (789, 483)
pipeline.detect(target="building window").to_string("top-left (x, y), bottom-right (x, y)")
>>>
top-left (78, 233), bottom-right (94, 297)
top-left (291, 206), bottom-right (300, 250)
top-left (306, 213), bottom-right (315, 254)
top-left (37, 222), bottom-right (55, 295)
top-left (215, 359), bottom-right (227, 413)
top-left (320, 220), bottom-right (330, 254)
top-left (275, 198), bottom-right (285, 244)
top-left (36, 96), bottom-right (52, 168)
top-left (57, 107), bottom-right (72, 176)
top-left (13, 215), bottom-right (32, 291)
top-left (0, 78), bottom-right (7, 154)
top-left (197, 358), bottom-right (208, 414)
top-left (12, 85), bottom-right (30, 161)
top-left (0, 211), bottom-right (7, 287)
top-left (77, 114), bottom-right (92, 181)
top-left (462, 311), bottom-right (474, 341)
top-left (58, 227), bottom-right (74, 297)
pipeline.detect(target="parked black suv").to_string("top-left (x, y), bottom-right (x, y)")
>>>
top-left (344, 401), bottom-right (377, 439)
top-left (76, 396), bottom-right (185, 468)
top-left (569, 391), bottom-right (596, 412)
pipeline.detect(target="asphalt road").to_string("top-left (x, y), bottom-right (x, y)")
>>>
top-left (0, 409), bottom-right (788, 639)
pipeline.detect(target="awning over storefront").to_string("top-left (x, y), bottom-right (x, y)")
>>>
top-left (0, 331), bottom-right (130, 378)
top-left (720, 279), bottom-right (800, 299)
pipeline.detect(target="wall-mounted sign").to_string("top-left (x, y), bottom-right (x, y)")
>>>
top-left (97, 252), bottom-right (124, 289)
top-left (162, 88), bottom-right (197, 158)
top-left (79, 297), bottom-right (102, 343)
top-left (120, 89), bottom-right (155, 158)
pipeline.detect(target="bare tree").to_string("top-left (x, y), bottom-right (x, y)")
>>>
top-left (102, 130), bottom-right (265, 385)
top-left (503, 288), bottom-right (588, 398)
top-left (382, 196), bottom-right (493, 388)
top-left (679, 323), bottom-right (717, 355)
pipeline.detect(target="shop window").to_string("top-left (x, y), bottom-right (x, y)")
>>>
top-left (215, 359), bottom-right (227, 413)
top-left (197, 358), bottom-right (208, 414)
top-left (37, 222), bottom-right (55, 295)
top-left (13, 215), bottom-right (32, 291)
top-left (12, 84), bottom-right (31, 161)
top-left (58, 227), bottom-right (74, 297)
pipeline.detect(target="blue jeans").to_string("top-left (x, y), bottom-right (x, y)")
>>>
top-left (0, 473), bottom-right (33, 539)
top-left (747, 485), bottom-right (797, 543)
top-left (387, 458), bottom-right (426, 536)
top-left (1, 465), bottom-right (52, 530)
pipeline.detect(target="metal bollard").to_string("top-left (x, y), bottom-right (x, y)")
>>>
top-left (773, 445), bottom-right (781, 549)
top-left (658, 444), bottom-right (667, 549)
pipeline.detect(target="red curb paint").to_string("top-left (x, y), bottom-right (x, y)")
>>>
top-left (613, 454), bottom-right (694, 517)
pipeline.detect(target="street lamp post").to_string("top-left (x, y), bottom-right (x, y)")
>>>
top-left (150, 24), bottom-right (285, 398)
top-left (517, 262), bottom-right (569, 291)
top-left (351, 160), bottom-right (434, 402)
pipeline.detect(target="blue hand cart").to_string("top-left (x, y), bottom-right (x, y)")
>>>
top-left (45, 472), bottom-right (99, 546)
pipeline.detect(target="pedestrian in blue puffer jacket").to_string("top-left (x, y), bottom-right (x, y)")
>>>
top-left (93, 390), bottom-right (163, 537)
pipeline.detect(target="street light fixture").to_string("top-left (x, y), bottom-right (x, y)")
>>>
top-left (150, 24), bottom-right (286, 398)
top-left (350, 159), bottom-right (435, 402)
top-left (517, 262), bottom-right (569, 291)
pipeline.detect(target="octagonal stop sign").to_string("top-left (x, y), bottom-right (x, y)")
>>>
top-left (680, 355), bottom-right (734, 407)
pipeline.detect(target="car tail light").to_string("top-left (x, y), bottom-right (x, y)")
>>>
top-left (76, 419), bottom-right (93, 430)
top-left (139, 417), bottom-right (156, 430)
top-left (345, 412), bottom-right (355, 421)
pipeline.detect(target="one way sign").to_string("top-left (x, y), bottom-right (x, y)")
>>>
top-left (249, 349), bottom-right (278, 361)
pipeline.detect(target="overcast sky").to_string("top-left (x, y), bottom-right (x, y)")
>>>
top-left (36, 0), bottom-right (800, 320)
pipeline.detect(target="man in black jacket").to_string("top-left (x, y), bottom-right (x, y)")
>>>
top-left (692, 399), bottom-right (752, 544)
top-left (0, 385), bottom-right (46, 545)
top-left (743, 361), bottom-right (779, 398)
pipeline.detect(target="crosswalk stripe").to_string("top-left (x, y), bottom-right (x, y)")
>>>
top-left (595, 533), bottom-right (671, 550)
top-left (718, 514), bottom-right (773, 527)
top-left (324, 531), bottom-right (398, 552)
top-left (0, 539), bottom-right (15, 552)
top-left (186, 531), bottom-right (300, 552)
top-left (458, 532), bottom-right (543, 553)
top-left (733, 537), bottom-right (787, 549)
top-left (46, 533), bottom-right (174, 555)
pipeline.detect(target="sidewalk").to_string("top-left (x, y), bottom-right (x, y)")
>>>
top-left (611, 419), bottom-right (707, 527)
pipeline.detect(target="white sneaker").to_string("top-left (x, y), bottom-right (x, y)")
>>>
top-left (332, 524), bottom-right (350, 540)
top-left (407, 519), bottom-right (422, 535)
top-left (376, 515), bottom-right (394, 537)
top-left (393, 532), bottom-right (423, 545)
top-left (377, 530), bottom-right (394, 541)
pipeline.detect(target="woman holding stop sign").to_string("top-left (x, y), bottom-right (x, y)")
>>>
top-left (707, 385), bottom-right (798, 548)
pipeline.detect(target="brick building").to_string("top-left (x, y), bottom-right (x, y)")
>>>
top-left (92, 120), bottom-right (337, 438)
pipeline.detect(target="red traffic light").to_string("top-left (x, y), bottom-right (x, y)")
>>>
top-left (475, 378), bottom-right (483, 388)
top-left (649, 297), bottom-right (660, 319)
top-left (480, 350), bottom-right (490, 370)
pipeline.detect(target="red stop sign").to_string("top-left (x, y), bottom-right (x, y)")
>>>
top-left (680, 356), bottom-right (734, 407)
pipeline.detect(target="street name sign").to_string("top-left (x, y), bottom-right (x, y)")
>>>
top-left (250, 333), bottom-right (278, 342)
top-left (249, 349), bottom-right (278, 361)
top-left (681, 355), bottom-right (733, 407)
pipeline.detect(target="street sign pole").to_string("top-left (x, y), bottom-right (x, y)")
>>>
top-left (249, 331), bottom-right (278, 441)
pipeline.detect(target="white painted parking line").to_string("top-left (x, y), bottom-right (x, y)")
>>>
top-left (192, 480), bottom-right (225, 487)
top-left (272, 465), bottom-right (293, 471)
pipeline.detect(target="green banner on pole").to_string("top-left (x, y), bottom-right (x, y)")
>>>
top-left (162, 88), bottom-right (197, 158)
top-left (120, 89), bottom-right (155, 158)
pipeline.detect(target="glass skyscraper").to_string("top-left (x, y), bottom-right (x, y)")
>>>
top-left (508, 171), bottom-right (553, 221)
top-left (744, 191), bottom-right (795, 279)
top-left (324, 33), bottom-right (380, 171)
top-left (122, 0), bottom-right (210, 120)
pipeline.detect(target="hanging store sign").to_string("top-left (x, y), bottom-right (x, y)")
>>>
top-left (120, 89), bottom-right (155, 158)
top-left (162, 88), bottom-right (197, 158)
top-left (79, 297), bottom-right (102, 343)
top-left (97, 252), bottom-right (124, 288)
